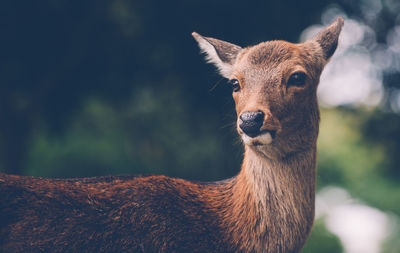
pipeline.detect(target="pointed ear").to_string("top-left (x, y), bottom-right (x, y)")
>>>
top-left (192, 32), bottom-right (242, 78)
top-left (312, 17), bottom-right (344, 60)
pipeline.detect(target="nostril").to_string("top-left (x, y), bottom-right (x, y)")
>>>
top-left (269, 130), bottom-right (276, 138)
top-left (254, 111), bottom-right (264, 124)
top-left (239, 111), bottom-right (265, 137)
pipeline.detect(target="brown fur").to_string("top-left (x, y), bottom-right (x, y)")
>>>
top-left (0, 18), bottom-right (344, 252)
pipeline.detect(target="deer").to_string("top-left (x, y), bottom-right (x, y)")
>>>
top-left (0, 17), bottom-right (344, 252)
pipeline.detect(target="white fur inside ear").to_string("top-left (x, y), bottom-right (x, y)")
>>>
top-left (192, 33), bottom-right (234, 78)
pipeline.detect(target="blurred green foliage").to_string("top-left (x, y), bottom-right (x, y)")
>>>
top-left (1, 0), bottom-right (400, 252)
top-left (25, 92), bottom-right (241, 181)
top-left (318, 108), bottom-right (400, 251)
top-left (302, 219), bottom-right (343, 253)
top-left (318, 108), bottom-right (400, 216)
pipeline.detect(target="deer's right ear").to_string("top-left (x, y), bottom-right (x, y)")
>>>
top-left (192, 32), bottom-right (242, 78)
top-left (312, 17), bottom-right (344, 60)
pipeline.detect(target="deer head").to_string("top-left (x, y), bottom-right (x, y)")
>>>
top-left (193, 18), bottom-right (344, 159)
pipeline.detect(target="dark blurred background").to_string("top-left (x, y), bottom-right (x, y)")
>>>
top-left (1, 0), bottom-right (399, 252)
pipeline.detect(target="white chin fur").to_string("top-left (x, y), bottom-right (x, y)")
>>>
top-left (242, 132), bottom-right (273, 146)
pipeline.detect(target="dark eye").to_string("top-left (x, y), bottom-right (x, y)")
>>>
top-left (228, 79), bottom-right (241, 92)
top-left (287, 72), bottom-right (306, 87)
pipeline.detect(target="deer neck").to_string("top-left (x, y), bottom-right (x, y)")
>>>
top-left (226, 146), bottom-right (317, 252)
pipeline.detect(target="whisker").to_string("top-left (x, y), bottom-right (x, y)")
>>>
top-left (220, 121), bottom-right (236, 130)
top-left (209, 78), bottom-right (225, 92)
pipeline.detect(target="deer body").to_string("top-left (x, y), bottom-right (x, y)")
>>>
top-left (0, 18), bottom-right (343, 253)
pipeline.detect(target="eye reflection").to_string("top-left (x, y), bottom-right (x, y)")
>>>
top-left (287, 72), bottom-right (306, 87)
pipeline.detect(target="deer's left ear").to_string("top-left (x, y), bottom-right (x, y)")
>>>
top-left (312, 17), bottom-right (344, 60)
top-left (192, 32), bottom-right (242, 78)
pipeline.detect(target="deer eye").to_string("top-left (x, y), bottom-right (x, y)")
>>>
top-left (229, 79), bottom-right (241, 92)
top-left (287, 72), bottom-right (306, 87)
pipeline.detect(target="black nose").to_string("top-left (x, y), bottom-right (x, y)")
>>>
top-left (239, 111), bottom-right (265, 137)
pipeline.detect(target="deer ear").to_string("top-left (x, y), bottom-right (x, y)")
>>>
top-left (192, 32), bottom-right (242, 78)
top-left (312, 17), bottom-right (344, 60)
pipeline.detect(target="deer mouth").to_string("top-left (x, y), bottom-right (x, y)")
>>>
top-left (241, 130), bottom-right (276, 146)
